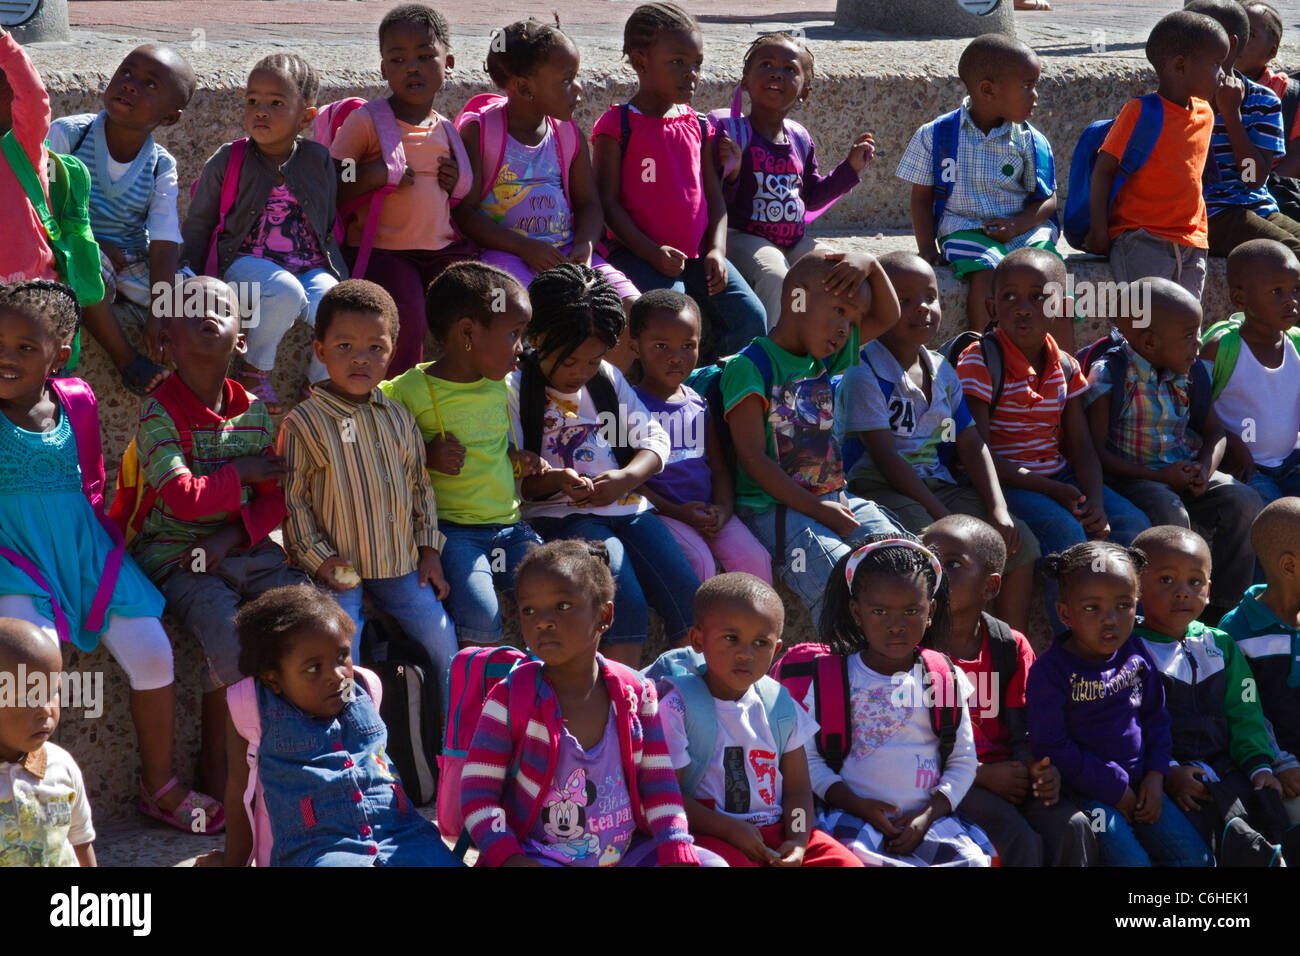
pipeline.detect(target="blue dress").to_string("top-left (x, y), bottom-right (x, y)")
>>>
top-left (0, 405), bottom-right (164, 651)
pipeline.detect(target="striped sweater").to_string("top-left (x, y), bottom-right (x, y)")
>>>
top-left (460, 656), bottom-right (700, 867)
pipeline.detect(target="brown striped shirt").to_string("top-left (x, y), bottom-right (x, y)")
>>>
top-left (278, 385), bottom-right (444, 579)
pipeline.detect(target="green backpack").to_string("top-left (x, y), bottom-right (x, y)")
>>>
top-left (1, 130), bottom-right (104, 367)
top-left (1202, 313), bottom-right (1300, 401)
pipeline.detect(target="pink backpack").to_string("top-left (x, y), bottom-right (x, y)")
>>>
top-left (315, 97), bottom-right (472, 279)
top-left (226, 666), bottom-right (383, 867)
top-left (436, 645), bottom-right (533, 843)
top-left (0, 378), bottom-right (125, 645)
top-left (453, 93), bottom-right (581, 204)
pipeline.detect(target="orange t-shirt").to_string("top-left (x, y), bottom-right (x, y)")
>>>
top-left (1100, 95), bottom-right (1214, 248)
top-left (329, 108), bottom-right (459, 252)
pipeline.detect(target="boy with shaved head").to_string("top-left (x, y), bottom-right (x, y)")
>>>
top-left (1202, 239), bottom-right (1300, 502)
top-left (1084, 276), bottom-right (1262, 619)
top-left (50, 44), bottom-right (198, 396)
top-left (896, 33), bottom-right (1061, 330)
top-left (0, 618), bottom-right (96, 866)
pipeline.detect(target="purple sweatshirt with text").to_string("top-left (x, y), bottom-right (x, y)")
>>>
top-left (721, 119), bottom-right (859, 248)
top-left (1026, 634), bottom-right (1172, 806)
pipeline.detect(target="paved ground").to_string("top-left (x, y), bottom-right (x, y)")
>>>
top-left (64, 0), bottom-right (1290, 48)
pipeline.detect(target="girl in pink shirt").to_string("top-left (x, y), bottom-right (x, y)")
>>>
top-left (591, 3), bottom-right (765, 366)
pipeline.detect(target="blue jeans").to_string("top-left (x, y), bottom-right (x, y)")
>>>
top-left (439, 521), bottom-right (543, 644)
top-left (1247, 447), bottom-right (1300, 503)
top-left (1081, 794), bottom-right (1211, 867)
top-left (1001, 465), bottom-right (1150, 635)
top-left (335, 572), bottom-right (458, 705)
top-left (223, 255), bottom-right (336, 380)
top-left (527, 510), bottom-right (701, 646)
top-left (738, 491), bottom-right (901, 626)
top-left (606, 246), bottom-right (766, 360)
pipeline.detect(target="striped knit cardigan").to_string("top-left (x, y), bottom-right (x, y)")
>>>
top-left (459, 655), bottom-right (700, 867)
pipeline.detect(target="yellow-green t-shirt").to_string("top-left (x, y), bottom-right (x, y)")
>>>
top-left (379, 365), bottom-right (520, 526)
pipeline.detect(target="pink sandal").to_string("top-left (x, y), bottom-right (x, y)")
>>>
top-left (138, 776), bottom-right (226, 834)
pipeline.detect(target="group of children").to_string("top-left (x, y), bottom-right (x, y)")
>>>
top-left (2, 0), bottom-right (1300, 867)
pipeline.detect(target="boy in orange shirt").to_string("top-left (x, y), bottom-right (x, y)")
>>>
top-left (1086, 10), bottom-right (1229, 300)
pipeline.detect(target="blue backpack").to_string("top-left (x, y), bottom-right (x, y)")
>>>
top-left (930, 109), bottom-right (1057, 228)
top-left (1062, 93), bottom-right (1164, 250)
top-left (642, 647), bottom-right (798, 798)
top-left (1075, 327), bottom-right (1212, 438)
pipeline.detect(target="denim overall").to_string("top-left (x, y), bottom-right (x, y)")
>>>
top-left (256, 680), bottom-right (460, 867)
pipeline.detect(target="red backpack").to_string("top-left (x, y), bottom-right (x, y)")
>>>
top-left (773, 643), bottom-right (963, 771)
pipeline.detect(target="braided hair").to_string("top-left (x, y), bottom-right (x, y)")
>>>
top-left (742, 32), bottom-right (814, 79)
top-left (622, 2), bottom-right (699, 58)
top-left (251, 53), bottom-right (320, 107)
top-left (526, 263), bottom-right (625, 368)
top-left (486, 18), bottom-right (573, 87)
top-left (820, 532), bottom-right (951, 657)
top-left (1041, 541), bottom-right (1147, 599)
top-left (0, 280), bottom-right (80, 347)
top-left (516, 538), bottom-right (616, 609)
top-left (379, 3), bottom-right (451, 49)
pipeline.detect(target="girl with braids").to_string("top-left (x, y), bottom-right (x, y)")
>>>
top-left (0, 280), bottom-right (223, 833)
top-left (460, 539), bottom-right (717, 866)
top-left (592, 2), bottom-right (766, 364)
top-left (182, 53), bottom-right (344, 413)
top-left (715, 33), bottom-right (875, 326)
top-left (804, 533), bottom-right (996, 866)
top-left (453, 19), bottom-right (639, 313)
top-left (1026, 542), bottom-right (1210, 866)
top-left (507, 264), bottom-right (701, 667)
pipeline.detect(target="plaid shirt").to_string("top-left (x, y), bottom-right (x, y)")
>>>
top-left (896, 98), bottom-right (1048, 237)
top-left (1084, 341), bottom-right (1200, 470)
top-left (1204, 71), bottom-right (1285, 215)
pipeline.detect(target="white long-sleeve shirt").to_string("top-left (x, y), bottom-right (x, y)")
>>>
top-left (805, 653), bottom-right (978, 814)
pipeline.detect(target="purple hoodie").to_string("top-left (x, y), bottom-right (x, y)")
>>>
top-left (1026, 634), bottom-right (1172, 806)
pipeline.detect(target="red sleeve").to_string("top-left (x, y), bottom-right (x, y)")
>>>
top-left (156, 463), bottom-right (244, 520)
top-left (240, 478), bottom-right (286, 546)
top-left (1099, 99), bottom-right (1141, 162)
top-left (591, 106), bottom-right (622, 143)
top-left (0, 33), bottom-right (51, 176)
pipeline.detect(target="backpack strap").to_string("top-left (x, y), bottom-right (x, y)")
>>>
top-left (1026, 122), bottom-right (1056, 204)
top-left (665, 671), bottom-right (719, 798)
top-left (917, 648), bottom-right (961, 772)
top-left (980, 331), bottom-right (1005, 415)
top-left (518, 351), bottom-right (547, 456)
top-left (505, 660), bottom-right (551, 836)
top-left (1282, 78), bottom-right (1300, 143)
top-left (752, 676), bottom-right (798, 765)
top-left (1203, 318), bottom-right (1243, 401)
top-left (226, 677), bottom-right (267, 866)
top-left (342, 99), bottom-right (409, 280)
top-left (1188, 359), bottom-right (1212, 434)
top-left (122, 382), bottom-right (196, 537)
top-left (472, 98), bottom-right (510, 203)
top-left (589, 366), bottom-right (635, 468)
top-left (1110, 93), bottom-right (1164, 206)
top-left (980, 612), bottom-right (1019, 697)
top-left (551, 118), bottom-right (580, 205)
top-left (69, 116), bottom-right (94, 158)
top-left (439, 115), bottom-right (474, 206)
top-left (929, 109), bottom-right (963, 227)
top-left (204, 138), bottom-right (247, 277)
top-left (619, 103), bottom-right (632, 163)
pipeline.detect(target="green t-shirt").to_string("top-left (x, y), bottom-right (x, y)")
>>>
top-left (379, 365), bottom-right (520, 526)
top-left (720, 336), bottom-right (847, 513)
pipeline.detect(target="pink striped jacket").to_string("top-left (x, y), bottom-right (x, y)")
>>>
top-left (459, 655), bottom-right (700, 867)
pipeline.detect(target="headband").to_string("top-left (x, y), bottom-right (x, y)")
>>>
top-left (844, 538), bottom-right (943, 591)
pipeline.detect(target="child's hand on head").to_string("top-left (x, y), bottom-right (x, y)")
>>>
top-left (519, 238), bottom-right (568, 274)
top-left (436, 155), bottom-right (458, 194)
top-left (417, 547), bottom-right (451, 600)
top-left (822, 251), bottom-right (873, 299)
top-left (566, 240), bottom-right (594, 267)
top-left (846, 132), bottom-right (875, 172)
top-left (1134, 771), bottom-right (1163, 825)
top-left (703, 249), bottom-right (728, 296)
top-left (427, 433), bottom-right (466, 475)
top-left (653, 246), bottom-right (689, 278)
top-left (1166, 764), bottom-right (1212, 813)
top-left (716, 127), bottom-right (742, 183)
top-left (1027, 757), bottom-right (1060, 806)
top-left (316, 556), bottom-right (361, 592)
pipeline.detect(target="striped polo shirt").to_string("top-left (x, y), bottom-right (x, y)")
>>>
top-left (278, 385), bottom-right (445, 579)
top-left (1204, 71), bottom-right (1285, 216)
top-left (957, 328), bottom-right (1088, 475)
